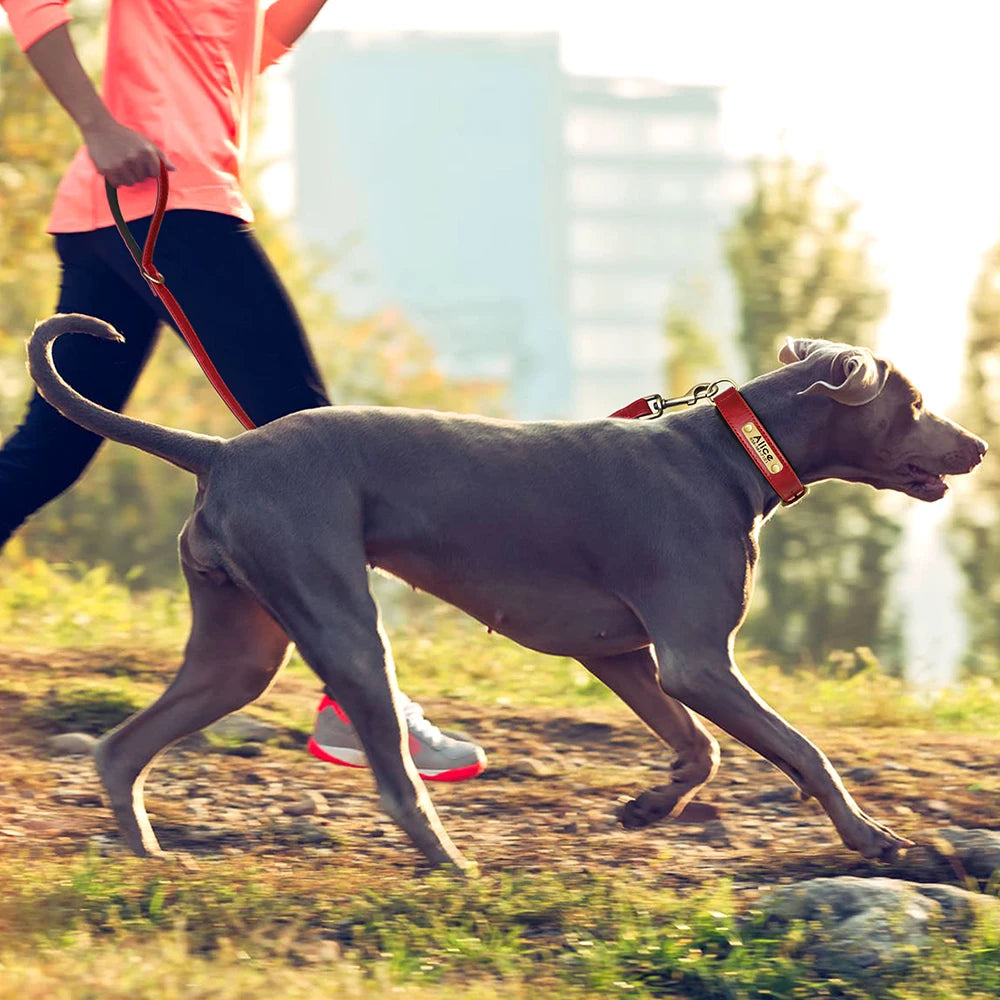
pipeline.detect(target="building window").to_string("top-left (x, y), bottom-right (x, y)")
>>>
top-left (565, 109), bottom-right (636, 154)
top-left (570, 220), bottom-right (683, 265)
top-left (573, 323), bottom-right (665, 366)
top-left (571, 274), bottom-right (668, 319)
top-left (569, 167), bottom-right (690, 208)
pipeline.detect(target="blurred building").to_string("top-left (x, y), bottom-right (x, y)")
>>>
top-left (565, 78), bottom-right (741, 416)
top-left (290, 32), bottom-right (743, 418)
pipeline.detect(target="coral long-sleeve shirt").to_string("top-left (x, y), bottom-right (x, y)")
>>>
top-left (2, 0), bottom-right (295, 232)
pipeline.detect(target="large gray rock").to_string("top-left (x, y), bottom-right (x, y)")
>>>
top-left (934, 828), bottom-right (1000, 880)
top-left (207, 713), bottom-right (280, 743)
top-left (755, 876), bottom-right (999, 978)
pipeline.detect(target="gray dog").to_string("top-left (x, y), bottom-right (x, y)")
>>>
top-left (28, 314), bottom-right (986, 870)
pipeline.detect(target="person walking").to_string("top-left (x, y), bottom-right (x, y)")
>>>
top-left (0, 0), bottom-right (487, 782)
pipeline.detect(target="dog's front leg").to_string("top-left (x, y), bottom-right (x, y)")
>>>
top-left (579, 648), bottom-right (719, 828)
top-left (648, 632), bottom-right (912, 861)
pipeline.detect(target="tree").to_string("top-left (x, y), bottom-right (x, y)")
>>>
top-left (950, 241), bottom-right (1000, 676)
top-left (662, 305), bottom-right (720, 399)
top-left (725, 158), bottom-right (902, 667)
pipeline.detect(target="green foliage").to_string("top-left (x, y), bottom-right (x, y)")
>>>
top-left (2, 851), bottom-right (998, 999)
top-left (0, 549), bottom-right (188, 646)
top-left (5, 561), bottom-right (1000, 729)
top-left (26, 681), bottom-right (140, 734)
top-left (725, 158), bottom-right (902, 667)
top-left (951, 241), bottom-right (1000, 678)
top-left (663, 305), bottom-right (721, 398)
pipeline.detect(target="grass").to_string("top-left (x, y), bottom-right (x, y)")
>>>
top-left (0, 850), bottom-right (997, 1000)
top-left (4, 552), bottom-right (1000, 731)
top-left (2, 555), bottom-right (1000, 998)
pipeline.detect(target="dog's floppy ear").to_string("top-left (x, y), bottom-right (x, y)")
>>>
top-left (778, 337), bottom-right (888, 407)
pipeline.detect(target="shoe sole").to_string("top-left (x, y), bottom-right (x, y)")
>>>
top-left (307, 737), bottom-right (486, 782)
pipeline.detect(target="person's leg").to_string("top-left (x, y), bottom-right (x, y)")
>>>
top-left (93, 210), bottom-right (486, 781)
top-left (93, 210), bottom-right (329, 424)
top-left (0, 232), bottom-right (161, 546)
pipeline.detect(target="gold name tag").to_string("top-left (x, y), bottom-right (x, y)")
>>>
top-left (741, 422), bottom-right (783, 474)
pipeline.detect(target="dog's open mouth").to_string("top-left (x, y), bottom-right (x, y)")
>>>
top-left (902, 463), bottom-right (948, 499)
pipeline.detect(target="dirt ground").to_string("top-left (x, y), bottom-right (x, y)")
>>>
top-left (2, 647), bottom-right (999, 897)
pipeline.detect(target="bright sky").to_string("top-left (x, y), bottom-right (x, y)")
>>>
top-left (299, 0), bottom-right (1000, 411)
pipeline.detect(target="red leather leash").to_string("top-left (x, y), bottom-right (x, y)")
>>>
top-left (610, 381), bottom-right (808, 506)
top-left (105, 162), bottom-right (256, 431)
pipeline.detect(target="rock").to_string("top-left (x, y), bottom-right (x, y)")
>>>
top-left (751, 785), bottom-right (800, 804)
top-left (501, 758), bottom-right (553, 779)
top-left (934, 828), bottom-right (1000, 880)
top-left (283, 790), bottom-right (330, 817)
top-left (845, 766), bottom-right (878, 783)
top-left (755, 876), bottom-right (1000, 978)
top-left (48, 733), bottom-right (97, 756)
top-left (51, 788), bottom-right (103, 806)
top-left (220, 743), bottom-right (264, 758)
top-left (696, 819), bottom-right (732, 846)
top-left (924, 800), bottom-right (951, 815)
top-left (208, 713), bottom-right (280, 743)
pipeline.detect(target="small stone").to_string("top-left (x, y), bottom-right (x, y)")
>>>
top-left (283, 791), bottom-right (329, 817)
top-left (697, 819), bottom-right (731, 846)
top-left (52, 789), bottom-right (102, 806)
top-left (288, 818), bottom-right (332, 844)
top-left (925, 800), bottom-right (951, 815)
top-left (845, 766), bottom-right (878, 783)
top-left (933, 828), bottom-right (1000, 879)
top-left (48, 733), bottom-right (97, 756)
top-left (208, 714), bottom-right (280, 743)
top-left (221, 744), bottom-right (263, 758)
top-left (751, 785), bottom-right (800, 804)
top-left (503, 758), bottom-right (553, 779)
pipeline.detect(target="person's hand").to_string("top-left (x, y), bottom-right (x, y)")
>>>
top-left (82, 118), bottom-right (176, 187)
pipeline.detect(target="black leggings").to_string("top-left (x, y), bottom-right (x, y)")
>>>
top-left (0, 210), bottom-right (330, 544)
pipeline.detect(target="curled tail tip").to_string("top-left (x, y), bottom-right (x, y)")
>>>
top-left (32, 313), bottom-right (125, 345)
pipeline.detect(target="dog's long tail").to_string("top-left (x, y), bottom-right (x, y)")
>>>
top-left (27, 314), bottom-right (225, 476)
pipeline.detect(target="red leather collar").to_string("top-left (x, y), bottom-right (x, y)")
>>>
top-left (610, 385), bottom-right (808, 506)
top-left (711, 388), bottom-right (807, 505)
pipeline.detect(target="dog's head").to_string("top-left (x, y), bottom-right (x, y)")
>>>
top-left (778, 338), bottom-right (987, 501)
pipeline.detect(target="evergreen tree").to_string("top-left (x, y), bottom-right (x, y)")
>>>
top-left (725, 158), bottom-right (902, 667)
top-left (951, 241), bottom-right (1000, 676)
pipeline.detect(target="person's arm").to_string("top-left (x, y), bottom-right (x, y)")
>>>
top-left (24, 23), bottom-right (175, 186)
top-left (259, 0), bottom-right (329, 72)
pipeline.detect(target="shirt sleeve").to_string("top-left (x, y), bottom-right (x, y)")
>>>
top-left (258, 8), bottom-right (293, 73)
top-left (1, 0), bottom-right (71, 52)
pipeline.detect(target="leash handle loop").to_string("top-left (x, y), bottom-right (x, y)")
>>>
top-left (105, 161), bottom-right (256, 431)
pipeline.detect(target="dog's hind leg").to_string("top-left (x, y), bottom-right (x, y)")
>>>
top-left (580, 648), bottom-right (720, 829)
top-left (94, 561), bottom-right (291, 857)
top-left (226, 519), bottom-right (471, 872)
top-left (296, 612), bottom-right (470, 871)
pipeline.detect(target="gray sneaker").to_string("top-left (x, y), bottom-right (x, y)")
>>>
top-left (308, 694), bottom-right (487, 782)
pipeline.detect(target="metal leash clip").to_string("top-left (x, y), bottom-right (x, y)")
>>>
top-left (657, 378), bottom-right (738, 412)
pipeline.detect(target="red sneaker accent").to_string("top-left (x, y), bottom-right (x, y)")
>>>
top-left (312, 695), bottom-right (487, 782)
top-left (317, 694), bottom-right (352, 725)
top-left (421, 759), bottom-right (487, 783)
top-left (307, 736), bottom-right (365, 769)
